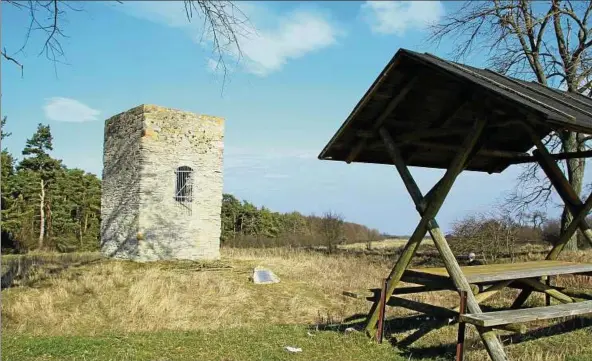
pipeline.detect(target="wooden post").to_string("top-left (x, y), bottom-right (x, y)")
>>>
top-left (376, 277), bottom-right (388, 344)
top-left (546, 277), bottom-right (552, 306)
top-left (456, 291), bottom-right (468, 361)
top-left (364, 122), bottom-right (478, 336)
top-left (372, 121), bottom-right (509, 361)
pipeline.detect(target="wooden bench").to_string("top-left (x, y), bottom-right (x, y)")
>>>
top-left (460, 300), bottom-right (592, 327)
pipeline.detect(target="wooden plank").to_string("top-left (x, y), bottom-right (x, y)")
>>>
top-left (346, 75), bottom-right (419, 163)
top-left (407, 261), bottom-right (592, 284)
top-left (460, 300), bottom-right (592, 327)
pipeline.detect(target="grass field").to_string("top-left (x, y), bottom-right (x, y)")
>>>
top-left (2, 248), bottom-right (592, 361)
top-left (339, 237), bottom-right (434, 250)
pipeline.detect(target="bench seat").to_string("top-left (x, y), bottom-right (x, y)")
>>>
top-left (460, 300), bottom-right (592, 327)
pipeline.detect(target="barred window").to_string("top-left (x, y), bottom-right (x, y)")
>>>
top-left (174, 166), bottom-right (193, 203)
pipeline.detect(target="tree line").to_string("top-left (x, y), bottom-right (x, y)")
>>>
top-left (1, 119), bottom-right (381, 254)
top-left (1, 118), bottom-right (101, 253)
top-left (220, 198), bottom-right (382, 249)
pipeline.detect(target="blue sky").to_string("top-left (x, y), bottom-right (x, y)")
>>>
top-left (1, 1), bottom-right (581, 235)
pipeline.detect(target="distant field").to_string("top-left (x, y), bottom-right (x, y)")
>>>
top-left (2, 248), bottom-right (592, 361)
top-left (340, 237), bottom-right (435, 250)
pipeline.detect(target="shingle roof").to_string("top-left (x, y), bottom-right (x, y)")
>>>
top-left (318, 48), bottom-right (592, 173)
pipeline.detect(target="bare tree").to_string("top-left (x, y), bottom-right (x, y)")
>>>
top-left (429, 0), bottom-right (592, 251)
top-left (319, 211), bottom-right (344, 254)
top-left (3, 0), bottom-right (251, 85)
top-left (365, 227), bottom-right (380, 251)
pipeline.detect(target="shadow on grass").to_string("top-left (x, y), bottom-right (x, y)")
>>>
top-left (312, 308), bottom-right (592, 360)
top-left (1, 254), bottom-right (103, 290)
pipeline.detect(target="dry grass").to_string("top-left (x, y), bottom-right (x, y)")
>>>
top-left (340, 238), bottom-right (435, 250)
top-left (1, 249), bottom-right (392, 336)
top-left (2, 248), bottom-right (592, 361)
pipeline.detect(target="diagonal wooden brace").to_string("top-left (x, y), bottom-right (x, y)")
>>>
top-left (365, 120), bottom-right (509, 361)
top-left (522, 123), bottom-right (592, 248)
top-left (364, 124), bottom-right (479, 336)
top-left (512, 122), bottom-right (592, 309)
top-left (547, 192), bottom-right (592, 260)
top-left (519, 278), bottom-right (574, 304)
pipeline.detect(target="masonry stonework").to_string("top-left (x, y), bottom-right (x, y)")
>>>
top-left (100, 104), bottom-right (224, 261)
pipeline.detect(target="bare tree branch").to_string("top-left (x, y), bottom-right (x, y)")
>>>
top-left (4, 0), bottom-right (251, 88)
top-left (428, 0), bottom-right (592, 251)
top-left (183, 0), bottom-right (252, 90)
top-left (1, 48), bottom-right (24, 77)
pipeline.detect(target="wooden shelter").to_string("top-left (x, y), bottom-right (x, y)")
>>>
top-left (319, 48), bottom-right (592, 361)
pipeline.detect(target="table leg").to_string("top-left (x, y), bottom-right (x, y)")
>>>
top-left (456, 291), bottom-right (468, 361)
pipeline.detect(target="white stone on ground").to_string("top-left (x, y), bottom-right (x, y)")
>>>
top-left (251, 266), bottom-right (280, 284)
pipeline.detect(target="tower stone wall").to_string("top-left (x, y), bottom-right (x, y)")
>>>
top-left (100, 104), bottom-right (224, 261)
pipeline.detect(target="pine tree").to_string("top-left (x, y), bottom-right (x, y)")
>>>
top-left (17, 124), bottom-right (62, 250)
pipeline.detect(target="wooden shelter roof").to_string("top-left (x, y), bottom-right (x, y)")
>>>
top-left (318, 48), bottom-right (592, 173)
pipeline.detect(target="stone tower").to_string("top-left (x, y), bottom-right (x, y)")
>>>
top-left (100, 104), bottom-right (224, 261)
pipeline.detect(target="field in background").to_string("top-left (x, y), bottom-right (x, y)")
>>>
top-left (340, 237), bottom-right (435, 250)
top-left (2, 247), bottom-right (592, 361)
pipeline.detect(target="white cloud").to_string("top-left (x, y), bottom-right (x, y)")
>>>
top-left (111, 2), bottom-right (341, 76)
top-left (360, 1), bottom-right (445, 36)
top-left (43, 97), bottom-right (101, 123)
top-left (232, 9), bottom-right (341, 76)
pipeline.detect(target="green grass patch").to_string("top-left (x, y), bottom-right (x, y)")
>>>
top-left (2, 325), bottom-right (407, 361)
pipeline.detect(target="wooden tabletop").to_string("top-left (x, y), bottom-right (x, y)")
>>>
top-left (405, 260), bottom-right (592, 284)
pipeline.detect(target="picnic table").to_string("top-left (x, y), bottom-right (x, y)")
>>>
top-left (320, 48), bottom-right (592, 360)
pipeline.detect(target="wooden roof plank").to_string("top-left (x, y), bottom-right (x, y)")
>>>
top-left (318, 48), bottom-right (592, 172)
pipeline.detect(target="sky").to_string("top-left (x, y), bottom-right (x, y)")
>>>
top-left (1, 1), bottom-right (584, 235)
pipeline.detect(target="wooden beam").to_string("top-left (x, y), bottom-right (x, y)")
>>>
top-left (391, 126), bottom-right (472, 143)
top-left (346, 75), bottom-right (419, 163)
top-left (354, 130), bottom-right (376, 139)
top-left (364, 127), bottom-right (474, 337)
top-left (508, 149), bottom-right (592, 165)
top-left (343, 284), bottom-right (457, 299)
top-left (519, 279), bottom-right (574, 304)
top-left (373, 122), bottom-right (509, 361)
top-left (511, 288), bottom-right (533, 309)
top-left (522, 122), bottom-right (592, 247)
top-left (387, 296), bottom-right (458, 318)
top-left (453, 281), bottom-right (512, 312)
top-left (366, 140), bottom-right (529, 160)
top-left (547, 192), bottom-right (592, 260)
top-left (512, 122), bottom-right (592, 308)
top-left (508, 283), bottom-right (592, 300)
